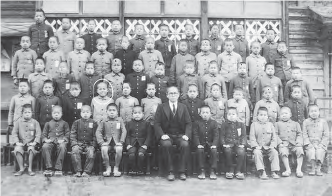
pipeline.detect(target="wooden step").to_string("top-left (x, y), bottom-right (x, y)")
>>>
top-left (289, 19), bottom-right (318, 25)
top-left (289, 46), bottom-right (323, 54)
top-left (288, 8), bottom-right (309, 17)
top-left (295, 61), bottom-right (324, 69)
top-left (289, 23), bottom-right (321, 32)
top-left (292, 54), bottom-right (324, 61)
top-left (289, 39), bottom-right (323, 47)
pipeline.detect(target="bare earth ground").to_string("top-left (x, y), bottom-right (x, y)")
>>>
top-left (1, 166), bottom-right (332, 196)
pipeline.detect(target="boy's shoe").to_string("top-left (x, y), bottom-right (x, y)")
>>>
top-left (167, 172), bottom-right (175, 181)
top-left (179, 173), bottom-right (186, 181)
top-left (113, 170), bottom-right (121, 177)
top-left (43, 170), bottom-right (53, 177)
top-left (296, 171), bottom-right (303, 178)
top-left (198, 170), bottom-right (206, 180)
top-left (225, 172), bottom-right (234, 179)
top-left (308, 168), bottom-right (316, 176)
top-left (235, 172), bottom-right (245, 180)
top-left (259, 171), bottom-right (268, 180)
top-left (137, 171), bottom-right (144, 175)
top-left (28, 171), bottom-right (36, 176)
top-left (103, 171), bottom-right (111, 177)
top-left (73, 172), bottom-right (82, 177)
top-left (271, 172), bottom-right (280, 179)
top-left (54, 170), bottom-right (63, 176)
top-left (210, 170), bottom-right (217, 180)
top-left (81, 172), bottom-right (90, 177)
top-left (316, 170), bottom-right (323, 176)
top-left (281, 170), bottom-right (291, 177)
top-left (14, 170), bottom-right (24, 176)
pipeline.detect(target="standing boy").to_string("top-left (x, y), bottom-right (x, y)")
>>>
top-left (56, 18), bottom-right (76, 60)
top-left (106, 20), bottom-right (123, 55)
top-left (232, 24), bottom-right (249, 61)
top-left (80, 19), bottom-right (102, 55)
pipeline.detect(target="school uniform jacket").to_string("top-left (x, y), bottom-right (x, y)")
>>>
top-left (42, 119), bottom-right (70, 143)
top-left (12, 118), bottom-right (41, 145)
top-left (220, 120), bottom-right (246, 147)
top-left (95, 117), bottom-right (127, 145)
top-left (125, 119), bottom-right (152, 146)
top-left (70, 118), bottom-right (98, 147)
top-left (154, 102), bottom-right (192, 140)
top-left (250, 121), bottom-right (277, 149)
top-left (275, 120), bottom-right (303, 146)
top-left (193, 119), bottom-right (219, 147)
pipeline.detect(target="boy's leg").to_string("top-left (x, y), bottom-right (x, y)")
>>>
top-left (196, 147), bottom-right (205, 179)
top-left (223, 147), bottom-right (233, 173)
top-left (268, 148), bottom-right (280, 178)
top-left (235, 146), bottom-right (246, 174)
top-left (137, 146), bottom-right (147, 172)
top-left (27, 146), bottom-right (37, 175)
top-left (128, 146), bottom-right (138, 172)
top-left (315, 148), bottom-right (326, 176)
top-left (71, 145), bottom-right (83, 173)
top-left (101, 146), bottom-right (111, 174)
top-left (84, 146), bottom-right (96, 174)
top-left (279, 146), bottom-right (291, 175)
top-left (42, 143), bottom-right (55, 170)
top-left (209, 147), bottom-right (218, 179)
top-left (113, 144), bottom-right (123, 176)
top-left (14, 146), bottom-right (25, 173)
top-left (293, 146), bottom-right (304, 177)
top-left (305, 146), bottom-right (316, 175)
top-left (55, 142), bottom-right (67, 172)
top-left (253, 148), bottom-right (265, 171)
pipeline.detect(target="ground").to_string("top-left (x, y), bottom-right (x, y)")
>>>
top-left (1, 166), bottom-right (332, 196)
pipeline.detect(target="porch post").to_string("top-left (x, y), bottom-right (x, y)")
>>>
top-left (201, 1), bottom-right (208, 40)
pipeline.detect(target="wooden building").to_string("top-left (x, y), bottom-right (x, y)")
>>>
top-left (1, 0), bottom-right (332, 133)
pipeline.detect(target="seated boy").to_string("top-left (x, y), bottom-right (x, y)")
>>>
top-left (303, 104), bottom-right (329, 176)
top-left (193, 105), bottom-right (219, 180)
top-left (42, 105), bottom-right (70, 176)
top-left (125, 106), bottom-right (152, 174)
top-left (12, 104), bottom-right (41, 176)
top-left (70, 105), bottom-right (98, 177)
top-left (177, 60), bottom-right (201, 101)
top-left (284, 85), bottom-right (308, 127)
top-left (250, 106), bottom-right (280, 180)
top-left (181, 84), bottom-right (204, 122)
top-left (96, 103), bottom-right (127, 177)
top-left (275, 107), bottom-right (304, 178)
top-left (220, 107), bottom-right (246, 180)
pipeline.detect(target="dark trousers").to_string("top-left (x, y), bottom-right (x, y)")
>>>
top-left (197, 143), bottom-right (218, 170)
top-left (127, 142), bottom-right (147, 171)
top-left (159, 135), bottom-right (190, 173)
top-left (42, 142), bottom-right (67, 170)
top-left (71, 144), bottom-right (95, 173)
top-left (223, 146), bottom-right (246, 173)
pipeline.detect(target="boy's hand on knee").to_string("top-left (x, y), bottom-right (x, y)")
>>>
top-left (116, 142), bottom-right (123, 146)
top-left (58, 139), bottom-right (64, 144)
top-left (102, 142), bottom-right (109, 146)
top-left (161, 135), bottom-right (170, 140)
top-left (211, 145), bottom-right (216, 149)
top-left (182, 135), bottom-right (189, 141)
top-left (126, 145), bottom-right (132, 150)
top-left (197, 145), bottom-right (204, 149)
top-left (45, 139), bottom-right (52, 143)
top-left (16, 142), bottom-right (23, 146)
top-left (223, 145), bottom-right (230, 148)
top-left (141, 145), bottom-right (147, 150)
top-left (13, 78), bottom-right (18, 85)
top-left (255, 146), bottom-right (262, 150)
top-left (29, 142), bottom-right (37, 146)
top-left (238, 145), bottom-right (244, 148)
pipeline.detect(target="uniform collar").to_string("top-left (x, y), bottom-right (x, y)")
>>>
top-left (107, 117), bottom-right (117, 121)
top-left (238, 73), bottom-right (247, 78)
top-left (227, 120), bottom-right (236, 124)
top-left (33, 72), bottom-right (47, 76)
top-left (75, 49), bottom-right (83, 54)
top-left (43, 94), bottom-right (54, 99)
top-left (226, 51), bottom-right (233, 56)
top-left (135, 35), bottom-right (144, 40)
top-left (22, 118), bottom-right (32, 122)
top-left (134, 118), bottom-right (144, 122)
top-left (147, 96), bottom-right (156, 99)
top-left (278, 51), bottom-right (288, 58)
top-left (111, 72), bottom-right (121, 77)
top-left (291, 98), bottom-right (302, 103)
top-left (50, 49), bottom-right (58, 53)
top-left (281, 119), bottom-right (291, 123)
top-left (309, 118), bottom-right (319, 123)
top-left (210, 35), bottom-right (219, 40)
top-left (62, 29), bottom-right (70, 34)
top-left (81, 118), bottom-right (91, 122)
top-left (97, 96), bottom-right (109, 101)
top-left (160, 37), bottom-right (169, 42)
top-left (201, 51), bottom-right (210, 56)
top-left (212, 97), bottom-right (221, 101)
top-left (123, 95), bottom-right (131, 99)
top-left (250, 53), bottom-right (261, 58)
top-left (19, 93), bottom-right (28, 98)
top-left (210, 74), bottom-right (217, 77)
top-left (21, 48), bottom-right (30, 52)
top-left (68, 93), bottom-right (80, 99)
top-left (186, 36), bottom-right (194, 41)
top-left (235, 36), bottom-right (244, 42)
top-left (266, 40), bottom-right (275, 45)
top-left (133, 72), bottom-right (143, 77)
top-left (185, 73), bottom-right (195, 77)
top-left (111, 30), bottom-right (120, 35)
top-left (263, 98), bottom-right (272, 103)
top-left (257, 120), bottom-right (268, 125)
top-left (147, 49), bottom-right (154, 53)
top-left (99, 50), bottom-right (106, 55)
top-left (155, 74), bottom-right (165, 79)
top-left (179, 51), bottom-right (188, 56)
top-left (188, 98), bottom-right (197, 103)
top-left (58, 73), bottom-right (69, 79)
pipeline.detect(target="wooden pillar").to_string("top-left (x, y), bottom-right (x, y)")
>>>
top-left (119, 0), bottom-right (125, 35)
top-left (35, 0), bottom-right (43, 10)
top-left (201, 1), bottom-right (208, 40)
top-left (283, 0), bottom-right (289, 44)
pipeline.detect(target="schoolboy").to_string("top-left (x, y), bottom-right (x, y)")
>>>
top-left (91, 81), bottom-right (114, 123)
top-left (43, 36), bottom-right (65, 78)
top-left (150, 62), bottom-right (170, 103)
top-left (177, 60), bottom-right (201, 101)
top-left (284, 66), bottom-right (315, 106)
top-left (56, 18), bottom-right (76, 60)
top-left (70, 105), bottom-right (98, 177)
top-left (138, 37), bottom-right (164, 78)
top-left (12, 36), bottom-right (38, 85)
top-left (96, 103), bottom-right (127, 177)
top-left (204, 83), bottom-right (227, 126)
top-left (200, 60), bottom-right (227, 100)
top-left (250, 106), bottom-right (280, 180)
top-left (8, 79), bottom-right (36, 127)
top-left (115, 83), bottom-right (139, 124)
top-left (42, 105), bottom-right (70, 176)
top-left (115, 36), bottom-right (137, 76)
top-left (53, 62), bottom-right (75, 99)
top-left (195, 39), bottom-right (217, 76)
top-left (284, 85), bottom-right (308, 127)
top-left (275, 107), bottom-right (304, 178)
top-left (129, 24), bottom-right (146, 55)
top-left (106, 20), bottom-right (123, 55)
top-left (12, 104), bottom-right (41, 176)
top-left (80, 19), bottom-right (102, 55)
top-left (169, 39), bottom-right (195, 85)
top-left (226, 88), bottom-right (250, 128)
top-left (155, 23), bottom-right (177, 76)
top-left (125, 105), bottom-right (152, 173)
top-left (232, 24), bottom-right (249, 61)
top-left (28, 9), bottom-right (54, 56)
top-left (104, 58), bottom-right (125, 101)
top-left (256, 63), bottom-right (283, 106)
top-left (91, 38), bottom-right (114, 76)
top-left (261, 28), bottom-right (278, 63)
top-left (303, 104), bottom-right (329, 176)
top-left (181, 84), bottom-right (204, 122)
top-left (184, 23), bottom-right (200, 56)
top-left (220, 107), bottom-right (246, 180)
top-left (68, 38), bottom-right (91, 81)
top-left (193, 105), bottom-right (219, 180)
top-left (28, 57), bottom-right (51, 98)
top-left (274, 41), bottom-right (295, 88)
top-left (209, 24), bottom-right (224, 56)
top-left (141, 83), bottom-right (162, 125)
top-left (125, 59), bottom-right (150, 103)
top-left (78, 62), bottom-right (101, 105)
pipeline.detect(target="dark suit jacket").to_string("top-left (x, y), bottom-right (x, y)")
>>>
top-left (154, 102), bottom-right (192, 140)
top-left (193, 119), bottom-right (219, 147)
top-left (125, 119), bottom-right (152, 146)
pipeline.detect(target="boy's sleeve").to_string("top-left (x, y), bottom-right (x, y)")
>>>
top-left (125, 123), bottom-right (130, 145)
top-left (120, 119), bottom-right (127, 143)
top-left (252, 101), bottom-right (260, 122)
top-left (28, 26), bottom-right (32, 40)
top-left (306, 81), bottom-right (315, 104)
top-left (31, 97), bottom-right (36, 119)
top-left (67, 53), bottom-right (73, 73)
top-left (217, 54), bottom-right (222, 69)
top-left (255, 79), bottom-right (262, 103)
top-left (278, 80), bottom-right (284, 106)
top-left (154, 104), bottom-right (165, 139)
top-left (70, 120), bottom-right (78, 147)
top-left (143, 123), bottom-right (152, 146)
top-left (302, 120), bottom-right (310, 146)
top-left (270, 124), bottom-right (277, 148)
top-left (32, 50), bottom-right (38, 64)
top-left (240, 122), bottom-right (246, 145)
top-left (42, 122), bottom-right (49, 143)
top-left (177, 76), bottom-right (182, 94)
top-left (284, 81), bottom-right (291, 103)
top-left (212, 121), bottom-right (219, 147)
top-left (95, 122), bottom-right (105, 145)
top-left (93, 121), bottom-right (98, 147)
top-left (138, 52), bottom-right (143, 60)
top-left (245, 102), bottom-right (250, 127)
top-left (274, 123), bottom-right (283, 145)
top-left (249, 78), bottom-right (255, 105)
top-left (183, 105), bottom-right (192, 139)
top-left (199, 77), bottom-right (206, 99)
top-left (171, 42), bottom-right (177, 57)
top-left (192, 122), bottom-right (200, 146)
top-left (11, 121), bottom-right (20, 144)
top-left (295, 122), bottom-right (303, 146)
top-left (48, 25), bottom-right (54, 37)
top-left (221, 77), bottom-right (228, 100)
top-left (35, 98), bottom-right (41, 122)
top-left (34, 121), bottom-right (42, 144)
top-left (8, 97), bottom-right (15, 126)
top-left (158, 52), bottom-right (164, 63)
top-left (170, 56), bottom-right (177, 85)
top-left (63, 122), bottom-right (70, 143)
top-left (245, 57), bottom-right (249, 74)
top-left (11, 52), bottom-right (19, 78)
top-left (228, 78), bottom-right (234, 99)
top-left (249, 123), bottom-right (259, 148)
top-left (246, 42), bottom-right (250, 58)
top-left (320, 120), bottom-right (329, 148)
top-left (219, 123), bottom-right (225, 145)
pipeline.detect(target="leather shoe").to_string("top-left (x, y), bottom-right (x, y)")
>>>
top-left (179, 173), bottom-right (186, 180)
top-left (167, 172), bottom-right (175, 181)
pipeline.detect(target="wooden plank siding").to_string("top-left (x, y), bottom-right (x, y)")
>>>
top-left (287, 4), bottom-right (326, 98)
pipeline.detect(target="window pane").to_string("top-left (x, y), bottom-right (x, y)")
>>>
top-left (83, 0), bottom-right (119, 14)
top-left (125, 0), bottom-right (160, 14)
top-left (208, 1), bottom-right (243, 17)
top-left (43, 0), bottom-right (79, 13)
top-left (245, 1), bottom-right (281, 18)
top-left (165, 1), bottom-right (200, 15)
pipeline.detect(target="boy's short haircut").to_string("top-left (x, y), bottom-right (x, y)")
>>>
top-left (145, 36), bottom-right (155, 42)
top-left (201, 39), bottom-right (211, 46)
top-left (158, 23), bottom-right (169, 30)
top-left (70, 81), bottom-right (81, 90)
top-left (96, 38), bottom-right (107, 45)
top-left (291, 84), bottom-right (302, 93)
top-left (147, 83), bottom-right (156, 88)
top-left (280, 106), bottom-right (291, 114)
top-left (22, 103), bottom-right (33, 113)
top-left (21, 36), bottom-right (31, 42)
top-left (120, 35), bottom-right (129, 43)
top-left (88, 19), bottom-right (96, 25)
top-left (238, 62), bottom-right (246, 69)
top-left (43, 79), bottom-right (54, 88)
top-left (35, 57), bottom-right (45, 64)
top-left (250, 41), bottom-right (261, 48)
top-left (262, 85), bottom-right (272, 93)
top-left (62, 17), bottom-right (70, 23)
top-left (52, 105), bottom-right (62, 112)
top-left (167, 86), bottom-right (179, 94)
top-left (200, 105), bottom-right (211, 111)
top-left (308, 104), bottom-right (319, 111)
top-left (188, 83), bottom-right (198, 91)
top-left (291, 66), bottom-right (301, 71)
top-left (134, 23), bottom-right (144, 28)
top-left (133, 59), bottom-right (143, 65)
top-left (233, 87), bottom-right (244, 94)
top-left (266, 28), bottom-right (276, 34)
top-left (264, 62), bottom-right (274, 70)
top-left (18, 78), bottom-right (29, 85)
top-left (179, 39), bottom-right (188, 46)
top-left (184, 60), bottom-right (195, 67)
top-left (210, 24), bottom-right (219, 30)
top-left (96, 80), bottom-right (108, 89)
top-left (185, 23), bottom-right (194, 29)
top-left (35, 9), bottom-right (45, 17)
top-left (75, 38), bottom-right (85, 44)
top-left (257, 106), bottom-right (268, 114)
top-left (224, 38), bottom-right (233, 45)
top-left (155, 61), bottom-right (165, 69)
top-left (277, 41), bottom-right (287, 47)
top-left (112, 20), bottom-right (121, 25)
top-left (49, 36), bottom-right (59, 44)
top-left (227, 106), bottom-right (238, 113)
top-left (132, 105), bottom-right (143, 113)
top-left (106, 103), bottom-right (118, 111)
top-left (85, 61), bottom-right (95, 69)
top-left (235, 24), bottom-right (244, 28)
top-left (123, 82), bottom-right (131, 89)
top-left (81, 105), bottom-right (92, 112)
top-left (211, 83), bottom-right (221, 91)
top-left (113, 58), bottom-right (122, 66)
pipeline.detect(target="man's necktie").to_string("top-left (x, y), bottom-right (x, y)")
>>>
top-left (172, 104), bottom-right (176, 116)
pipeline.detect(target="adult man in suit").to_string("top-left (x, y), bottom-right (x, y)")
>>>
top-left (154, 86), bottom-right (192, 181)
